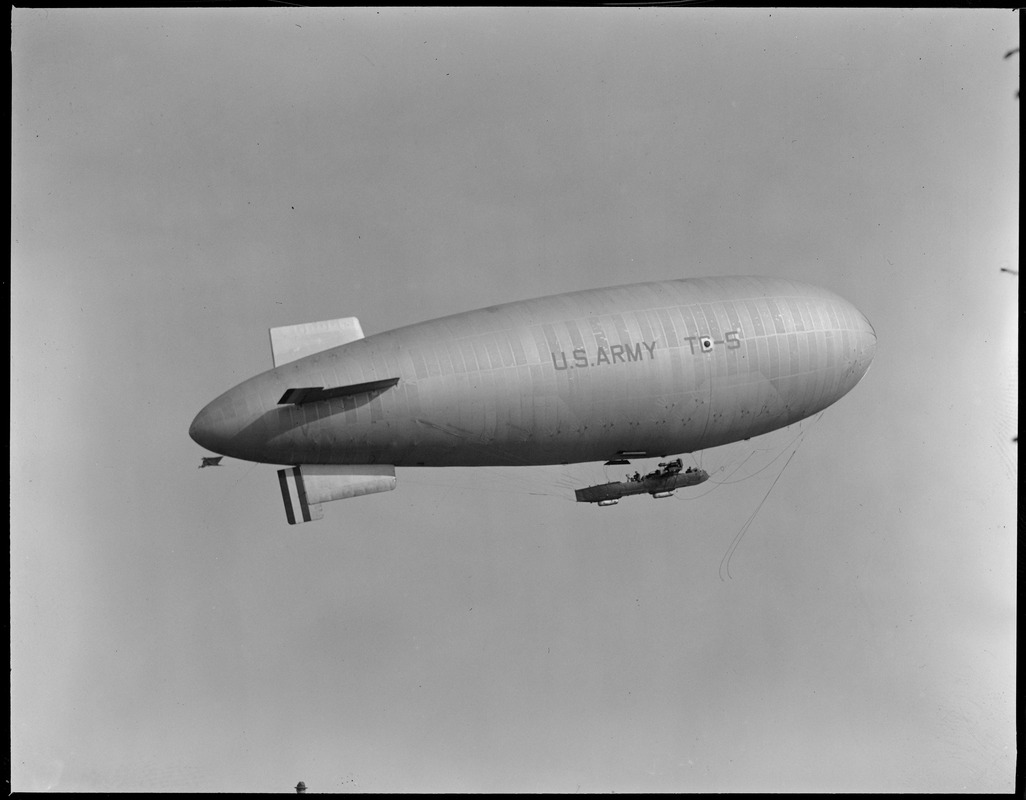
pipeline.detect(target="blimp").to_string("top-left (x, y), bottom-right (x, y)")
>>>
top-left (189, 276), bottom-right (875, 524)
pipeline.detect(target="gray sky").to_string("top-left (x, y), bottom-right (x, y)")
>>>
top-left (11, 8), bottom-right (1017, 793)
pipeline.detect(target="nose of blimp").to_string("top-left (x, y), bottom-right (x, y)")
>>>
top-left (853, 306), bottom-right (877, 381)
top-left (837, 301), bottom-right (877, 398)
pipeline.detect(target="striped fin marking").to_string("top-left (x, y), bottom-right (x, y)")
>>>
top-left (277, 467), bottom-right (323, 524)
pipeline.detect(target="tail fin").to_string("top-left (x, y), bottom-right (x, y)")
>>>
top-left (269, 317), bottom-right (364, 367)
top-left (278, 467), bottom-right (324, 524)
top-left (276, 464), bottom-right (397, 525)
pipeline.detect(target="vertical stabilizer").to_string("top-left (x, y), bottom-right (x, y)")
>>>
top-left (278, 467), bottom-right (325, 524)
top-left (276, 464), bottom-right (397, 524)
top-left (269, 317), bottom-right (364, 367)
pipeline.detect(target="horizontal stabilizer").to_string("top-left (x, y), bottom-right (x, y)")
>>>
top-left (277, 465), bottom-right (397, 525)
top-left (269, 317), bottom-right (364, 368)
top-left (278, 377), bottom-right (400, 406)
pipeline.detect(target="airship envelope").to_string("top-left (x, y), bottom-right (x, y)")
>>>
top-left (190, 276), bottom-right (875, 523)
